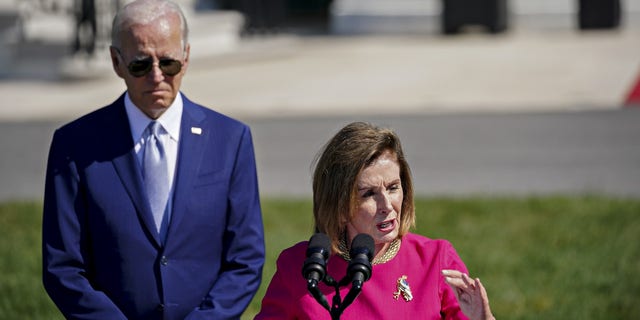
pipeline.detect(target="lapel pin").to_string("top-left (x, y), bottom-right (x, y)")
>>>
top-left (191, 127), bottom-right (202, 135)
top-left (393, 275), bottom-right (413, 302)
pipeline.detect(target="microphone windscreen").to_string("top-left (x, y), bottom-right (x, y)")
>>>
top-left (307, 233), bottom-right (331, 258)
top-left (350, 233), bottom-right (375, 261)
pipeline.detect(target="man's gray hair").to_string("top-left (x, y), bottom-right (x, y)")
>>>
top-left (111, 0), bottom-right (189, 50)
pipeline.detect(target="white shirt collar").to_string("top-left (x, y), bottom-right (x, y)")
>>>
top-left (125, 92), bottom-right (183, 143)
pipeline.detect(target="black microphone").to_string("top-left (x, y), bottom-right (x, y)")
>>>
top-left (337, 233), bottom-right (374, 315)
top-left (347, 233), bottom-right (374, 289)
top-left (303, 233), bottom-right (331, 284)
top-left (302, 233), bottom-right (331, 311)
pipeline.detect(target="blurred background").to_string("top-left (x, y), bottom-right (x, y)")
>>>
top-left (0, 0), bottom-right (639, 199)
top-left (1, 0), bottom-right (640, 319)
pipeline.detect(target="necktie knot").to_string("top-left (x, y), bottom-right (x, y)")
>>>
top-left (149, 121), bottom-right (163, 139)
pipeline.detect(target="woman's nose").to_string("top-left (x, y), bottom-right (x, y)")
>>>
top-left (377, 192), bottom-right (393, 214)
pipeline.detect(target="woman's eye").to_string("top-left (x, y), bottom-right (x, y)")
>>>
top-left (362, 190), bottom-right (374, 198)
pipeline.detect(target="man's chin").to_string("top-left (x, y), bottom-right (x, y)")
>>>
top-left (137, 102), bottom-right (170, 119)
top-left (147, 97), bottom-right (172, 109)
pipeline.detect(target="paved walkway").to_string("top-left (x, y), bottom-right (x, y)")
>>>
top-left (1, 11), bottom-right (640, 201)
top-left (1, 13), bottom-right (639, 122)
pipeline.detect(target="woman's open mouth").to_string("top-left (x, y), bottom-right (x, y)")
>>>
top-left (377, 219), bottom-right (396, 232)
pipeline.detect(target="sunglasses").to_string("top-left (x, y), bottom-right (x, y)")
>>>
top-left (114, 48), bottom-right (183, 78)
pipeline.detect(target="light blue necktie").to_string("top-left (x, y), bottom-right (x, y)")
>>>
top-left (143, 121), bottom-right (170, 239)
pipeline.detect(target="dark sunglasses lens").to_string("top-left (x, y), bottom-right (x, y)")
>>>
top-left (128, 60), bottom-right (153, 77)
top-left (159, 60), bottom-right (182, 76)
top-left (127, 59), bottom-right (182, 77)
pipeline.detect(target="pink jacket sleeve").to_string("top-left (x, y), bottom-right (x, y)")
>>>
top-left (255, 242), bottom-right (307, 319)
top-left (439, 240), bottom-right (470, 320)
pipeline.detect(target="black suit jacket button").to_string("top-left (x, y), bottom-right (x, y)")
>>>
top-left (160, 256), bottom-right (168, 266)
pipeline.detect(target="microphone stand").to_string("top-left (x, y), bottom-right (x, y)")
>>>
top-left (337, 277), bottom-right (364, 316)
top-left (305, 233), bottom-right (373, 319)
top-left (307, 274), bottom-right (364, 320)
top-left (306, 277), bottom-right (330, 311)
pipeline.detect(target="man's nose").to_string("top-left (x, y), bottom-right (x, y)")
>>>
top-left (148, 62), bottom-right (164, 81)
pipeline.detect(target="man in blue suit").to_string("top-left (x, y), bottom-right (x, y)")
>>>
top-left (42, 1), bottom-right (265, 318)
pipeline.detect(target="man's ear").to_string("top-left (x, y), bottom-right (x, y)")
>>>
top-left (110, 46), bottom-right (125, 78)
top-left (181, 43), bottom-right (191, 72)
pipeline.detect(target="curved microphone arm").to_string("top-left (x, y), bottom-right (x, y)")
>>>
top-left (307, 278), bottom-right (331, 311)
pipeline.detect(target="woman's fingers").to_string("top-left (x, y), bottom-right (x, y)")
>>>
top-left (442, 269), bottom-right (476, 292)
top-left (443, 270), bottom-right (495, 320)
top-left (462, 272), bottom-right (476, 290)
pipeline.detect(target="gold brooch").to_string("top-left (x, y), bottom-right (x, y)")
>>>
top-left (393, 275), bottom-right (413, 302)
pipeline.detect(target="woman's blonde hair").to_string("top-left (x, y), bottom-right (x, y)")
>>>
top-left (312, 122), bottom-right (415, 254)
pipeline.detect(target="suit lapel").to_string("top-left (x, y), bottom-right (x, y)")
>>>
top-left (108, 97), bottom-right (163, 246)
top-left (113, 152), bottom-right (162, 246)
top-left (165, 98), bottom-right (207, 240)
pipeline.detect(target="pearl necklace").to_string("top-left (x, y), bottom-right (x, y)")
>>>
top-left (338, 237), bottom-right (402, 265)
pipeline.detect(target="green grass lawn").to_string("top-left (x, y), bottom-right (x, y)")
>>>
top-left (2, 196), bottom-right (639, 319)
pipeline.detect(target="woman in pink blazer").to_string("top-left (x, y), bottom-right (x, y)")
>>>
top-left (256, 122), bottom-right (494, 320)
